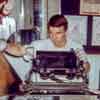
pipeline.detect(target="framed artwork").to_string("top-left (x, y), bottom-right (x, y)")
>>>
top-left (92, 17), bottom-right (100, 46)
top-left (80, 0), bottom-right (100, 15)
top-left (84, 16), bottom-right (100, 54)
top-left (65, 15), bottom-right (87, 45)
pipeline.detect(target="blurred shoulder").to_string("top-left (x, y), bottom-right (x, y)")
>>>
top-left (29, 38), bottom-right (51, 50)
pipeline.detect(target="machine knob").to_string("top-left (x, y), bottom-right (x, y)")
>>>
top-left (40, 90), bottom-right (48, 94)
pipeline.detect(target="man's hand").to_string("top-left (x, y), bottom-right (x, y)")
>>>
top-left (75, 48), bottom-right (90, 73)
top-left (83, 61), bottom-right (90, 73)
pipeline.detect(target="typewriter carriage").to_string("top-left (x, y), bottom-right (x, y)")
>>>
top-left (32, 50), bottom-right (86, 80)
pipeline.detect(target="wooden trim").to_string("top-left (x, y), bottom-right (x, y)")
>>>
top-left (84, 45), bottom-right (100, 54)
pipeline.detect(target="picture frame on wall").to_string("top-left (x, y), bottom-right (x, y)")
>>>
top-left (84, 16), bottom-right (100, 54)
top-left (92, 17), bottom-right (100, 46)
top-left (80, 0), bottom-right (100, 15)
top-left (65, 15), bottom-right (87, 45)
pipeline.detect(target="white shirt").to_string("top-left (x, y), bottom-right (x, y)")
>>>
top-left (0, 16), bottom-right (16, 51)
top-left (31, 38), bottom-right (82, 50)
top-left (0, 16), bottom-right (16, 40)
top-left (29, 38), bottom-right (87, 62)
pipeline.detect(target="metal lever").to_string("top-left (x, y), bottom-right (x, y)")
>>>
top-left (48, 73), bottom-right (64, 83)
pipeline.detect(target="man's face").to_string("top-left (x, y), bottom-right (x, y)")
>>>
top-left (49, 26), bottom-right (66, 47)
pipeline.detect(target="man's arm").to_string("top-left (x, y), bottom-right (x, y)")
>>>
top-left (83, 61), bottom-right (90, 73)
top-left (75, 48), bottom-right (90, 73)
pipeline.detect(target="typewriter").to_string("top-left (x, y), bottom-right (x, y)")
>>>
top-left (20, 50), bottom-right (88, 94)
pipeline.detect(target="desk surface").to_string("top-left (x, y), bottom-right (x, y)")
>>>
top-left (0, 95), bottom-right (98, 100)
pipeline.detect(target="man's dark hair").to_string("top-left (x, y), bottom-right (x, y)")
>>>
top-left (48, 14), bottom-right (68, 31)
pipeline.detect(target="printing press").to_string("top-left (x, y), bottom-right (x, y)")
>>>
top-left (20, 50), bottom-right (88, 94)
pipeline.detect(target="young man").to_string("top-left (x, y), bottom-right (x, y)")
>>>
top-left (30, 14), bottom-right (90, 73)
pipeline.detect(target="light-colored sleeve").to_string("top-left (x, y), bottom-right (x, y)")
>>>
top-left (70, 39), bottom-right (88, 62)
top-left (75, 47), bottom-right (88, 62)
top-left (2, 17), bottom-right (16, 40)
top-left (9, 17), bottom-right (16, 35)
top-left (74, 44), bottom-right (90, 73)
